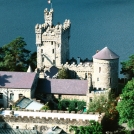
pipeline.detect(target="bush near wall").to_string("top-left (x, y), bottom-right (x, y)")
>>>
top-left (58, 99), bottom-right (86, 112)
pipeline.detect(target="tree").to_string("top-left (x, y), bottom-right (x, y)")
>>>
top-left (27, 51), bottom-right (37, 71)
top-left (120, 55), bottom-right (134, 80)
top-left (0, 37), bottom-right (36, 72)
top-left (69, 120), bottom-right (103, 134)
top-left (116, 79), bottom-right (134, 129)
top-left (57, 67), bottom-right (71, 79)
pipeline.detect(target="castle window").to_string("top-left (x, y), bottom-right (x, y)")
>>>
top-left (16, 126), bottom-right (19, 129)
top-left (0, 93), bottom-right (3, 99)
top-left (85, 73), bottom-right (87, 79)
top-left (41, 49), bottom-right (43, 53)
top-left (52, 49), bottom-right (54, 53)
top-left (42, 57), bottom-right (44, 62)
top-left (99, 67), bottom-right (101, 73)
top-left (51, 41), bottom-right (53, 45)
top-left (53, 60), bottom-right (55, 64)
top-left (18, 94), bottom-right (23, 99)
top-left (97, 78), bottom-right (99, 81)
top-left (10, 93), bottom-right (14, 101)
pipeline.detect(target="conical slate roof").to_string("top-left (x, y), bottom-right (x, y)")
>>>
top-left (93, 47), bottom-right (119, 60)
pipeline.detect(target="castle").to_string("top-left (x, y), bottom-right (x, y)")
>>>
top-left (0, 7), bottom-right (120, 134)
top-left (35, 8), bottom-right (119, 103)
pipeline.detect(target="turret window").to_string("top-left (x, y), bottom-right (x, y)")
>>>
top-left (41, 49), bottom-right (43, 53)
top-left (42, 57), bottom-right (44, 62)
top-left (52, 49), bottom-right (54, 53)
top-left (99, 67), bottom-right (101, 73)
top-left (97, 78), bottom-right (99, 81)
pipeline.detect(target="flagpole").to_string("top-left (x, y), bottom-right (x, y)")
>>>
top-left (51, 2), bottom-right (52, 9)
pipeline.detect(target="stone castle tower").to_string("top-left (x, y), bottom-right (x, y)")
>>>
top-left (92, 47), bottom-right (119, 90)
top-left (35, 8), bottom-right (71, 69)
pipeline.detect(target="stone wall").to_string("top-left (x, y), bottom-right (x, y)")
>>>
top-left (0, 109), bottom-right (105, 133)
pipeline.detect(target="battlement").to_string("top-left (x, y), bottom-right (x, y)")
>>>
top-left (0, 109), bottom-right (105, 125)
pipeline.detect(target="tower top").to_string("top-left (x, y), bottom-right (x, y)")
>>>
top-left (44, 8), bottom-right (54, 26)
top-left (93, 47), bottom-right (119, 60)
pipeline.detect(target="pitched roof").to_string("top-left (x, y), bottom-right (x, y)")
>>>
top-left (16, 97), bottom-right (43, 110)
top-left (93, 47), bottom-right (119, 60)
top-left (0, 129), bottom-right (37, 134)
top-left (37, 79), bottom-right (88, 95)
top-left (0, 71), bottom-right (36, 89)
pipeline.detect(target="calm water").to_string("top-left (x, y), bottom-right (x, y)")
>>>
top-left (1, 0), bottom-right (134, 77)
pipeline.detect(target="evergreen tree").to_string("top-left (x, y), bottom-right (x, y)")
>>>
top-left (0, 37), bottom-right (36, 72)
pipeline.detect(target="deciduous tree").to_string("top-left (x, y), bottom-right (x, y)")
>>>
top-left (116, 79), bottom-right (134, 129)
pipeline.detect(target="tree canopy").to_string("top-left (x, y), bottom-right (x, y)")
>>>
top-left (120, 55), bottom-right (134, 79)
top-left (57, 67), bottom-right (71, 79)
top-left (116, 79), bottom-right (134, 129)
top-left (0, 37), bottom-right (36, 72)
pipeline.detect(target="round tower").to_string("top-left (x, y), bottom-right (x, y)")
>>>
top-left (92, 47), bottom-right (119, 90)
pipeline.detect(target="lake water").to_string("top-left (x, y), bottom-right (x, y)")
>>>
top-left (0, 0), bottom-right (134, 77)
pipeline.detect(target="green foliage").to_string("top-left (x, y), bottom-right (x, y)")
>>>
top-left (0, 37), bottom-right (36, 72)
top-left (116, 79), bottom-right (134, 129)
top-left (58, 99), bottom-right (86, 112)
top-left (27, 51), bottom-right (37, 71)
top-left (57, 67), bottom-right (71, 79)
top-left (41, 102), bottom-right (50, 111)
top-left (88, 94), bottom-right (108, 113)
top-left (69, 120), bottom-right (103, 134)
top-left (121, 55), bottom-right (134, 79)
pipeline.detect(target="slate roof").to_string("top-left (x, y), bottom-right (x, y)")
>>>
top-left (93, 47), bottom-right (119, 60)
top-left (16, 97), bottom-right (44, 110)
top-left (37, 79), bottom-right (88, 95)
top-left (0, 129), bottom-right (37, 134)
top-left (0, 71), bottom-right (36, 89)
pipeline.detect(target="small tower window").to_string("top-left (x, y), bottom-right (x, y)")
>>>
top-left (97, 78), bottom-right (99, 81)
top-left (51, 41), bottom-right (53, 45)
top-left (99, 67), bottom-right (101, 73)
top-left (41, 49), bottom-right (43, 53)
top-left (0, 93), bottom-right (3, 99)
top-left (53, 60), bottom-right (55, 64)
top-left (42, 57), bottom-right (44, 62)
top-left (52, 49), bottom-right (54, 54)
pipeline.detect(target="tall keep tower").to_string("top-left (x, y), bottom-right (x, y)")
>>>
top-left (92, 47), bottom-right (119, 90)
top-left (35, 8), bottom-right (71, 69)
